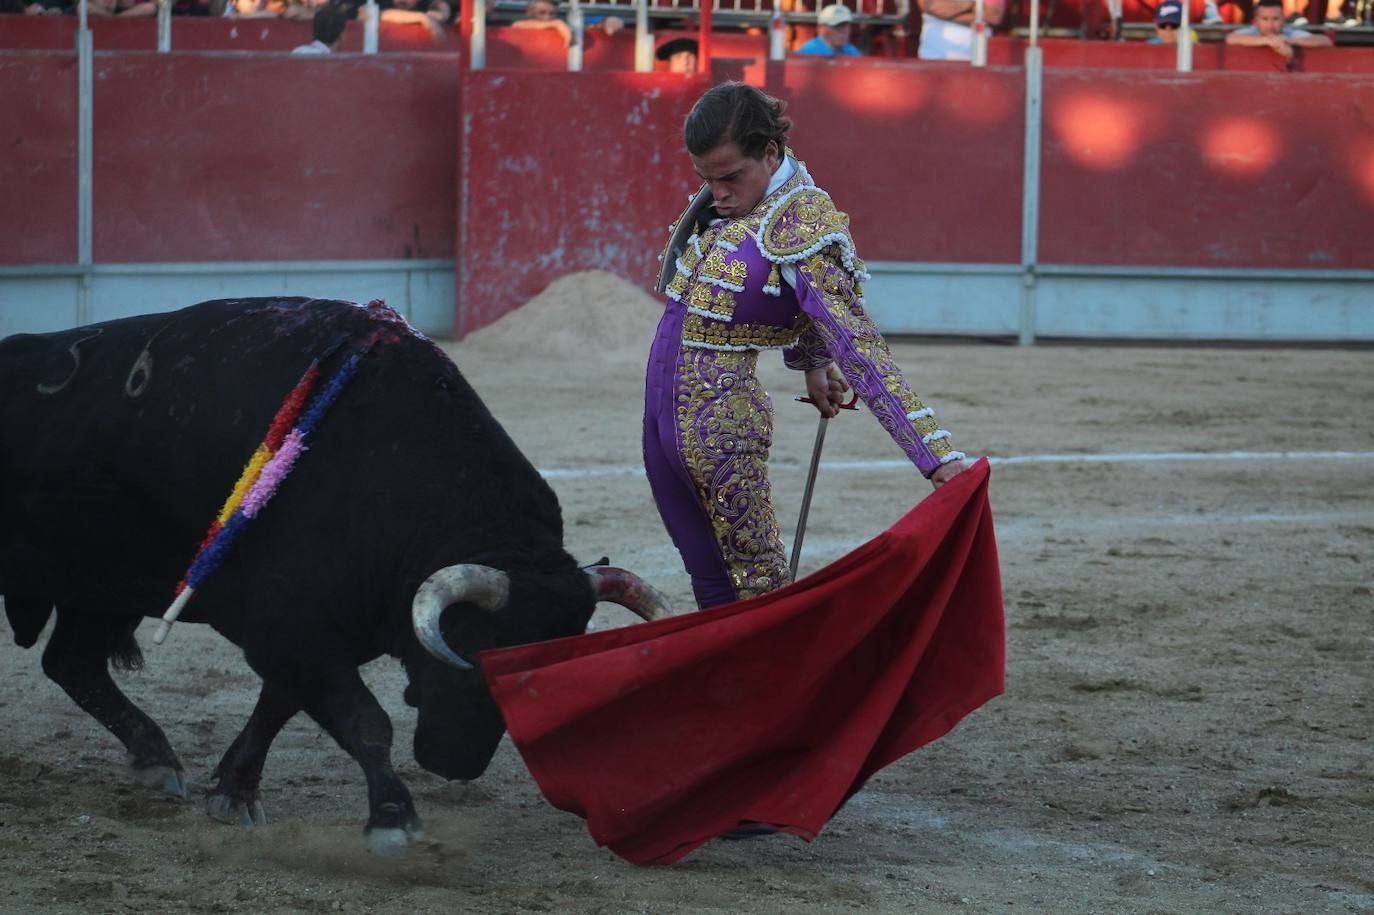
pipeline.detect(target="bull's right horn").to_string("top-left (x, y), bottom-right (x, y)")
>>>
top-left (586, 566), bottom-right (675, 621)
top-left (411, 565), bottom-right (511, 670)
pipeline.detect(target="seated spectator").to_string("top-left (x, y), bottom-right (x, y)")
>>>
top-left (917, 0), bottom-right (1006, 60)
top-left (1225, 0), bottom-right (1333, 59)
top-left (333, 0), bottom-right (446, 42)
top-left (1146, 0), bottom-right (1195, 42)
top-left (655, 36), bottom-right (699, 74)
top-left (292, 1), bottom-right (347, 51)
top-left (796, 3), bottom-right (862, 56)
top-left (511, 0), bottom-right (623, 47)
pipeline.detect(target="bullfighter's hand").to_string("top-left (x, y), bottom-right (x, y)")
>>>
top-left (804, 364), bottom-right (848, 419)
top-left (929, 458), bottom-right (970, 490)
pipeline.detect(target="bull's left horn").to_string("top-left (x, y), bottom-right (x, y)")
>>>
top-left (411, 565), bottom-right (511, 670)
top-left (586, 566), bottom-right (675, 621)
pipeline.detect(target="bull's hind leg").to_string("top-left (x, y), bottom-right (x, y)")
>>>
top-left (299, 670), bottom-right (421, 856)
top-left (41, 609), bottom-right (188, 798)
top-left (206, 681), bottom-right (300, 828)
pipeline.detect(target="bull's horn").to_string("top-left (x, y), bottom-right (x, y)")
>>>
top-left (411, 565), bottom-right (511, 670)
top-left (586, 566), bottom-right (675, 622)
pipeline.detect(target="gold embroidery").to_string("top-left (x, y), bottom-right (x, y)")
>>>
top-left (674, 348), bottom-right (789, 600)
top-left (688, 284), bottom-right (738, 320)
top-left (798, 251), bottom-right (955, 464)
top-left (682, 312), bottom-right (807, 351)
top-left (760, 189), bottom-right (853, 262)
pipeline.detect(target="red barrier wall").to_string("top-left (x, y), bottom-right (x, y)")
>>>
top-left (0, 52), bottom-right (78, 265)
top-left (90, 52), bottom-right (458, 262)
top-left (777, 59), bottom-right (1025, 264)
top-left (1038, 68), bottom-right (1374, 268)
top-left (457, 71), bottom-right (708, 335)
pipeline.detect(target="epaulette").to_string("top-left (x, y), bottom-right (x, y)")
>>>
top-left (756, 185), bottom-right (869, 287)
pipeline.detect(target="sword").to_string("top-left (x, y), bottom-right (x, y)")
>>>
top-left (789, 389), bottom-right (860, 581)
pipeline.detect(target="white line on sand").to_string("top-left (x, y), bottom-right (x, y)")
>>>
top-left (538, 450), bottom-right (1374, 480)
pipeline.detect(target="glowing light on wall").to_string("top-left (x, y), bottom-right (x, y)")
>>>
top-left (822, 67), bottom-right (931, 117)
top-left (1049, 93), bottom-right (1143, 171)
top-left (1350, 139), bottom-right (1374, 207)
top-left (1200, 117), bottom-right (1281, 177)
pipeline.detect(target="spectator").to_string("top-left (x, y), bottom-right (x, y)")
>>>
top-left (796, 3), bottom-right (862, 56)
top-left (655, 36), bottom-right (699, 74)
top-left (1146, 0), bottom-right (1195, 42)
top-left (333, 0), bottom-right (446, 42)
top-left (511, 0), bottom-right (623, 47)
top-left (292, 2), bottom-right (347, 51)
top-left (917, 0), bottom-right (1005, 60)
top-left (1226, 0), bottom-right (1333, 59)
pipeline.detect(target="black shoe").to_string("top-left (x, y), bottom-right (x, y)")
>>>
top-left (720, 822), bottom-right (779, 840)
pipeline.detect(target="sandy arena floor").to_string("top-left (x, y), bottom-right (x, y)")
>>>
top-left (1, 273), bottom-right (1371, 914)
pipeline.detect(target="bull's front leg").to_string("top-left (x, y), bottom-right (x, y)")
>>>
top-left (206, 681), bottom-right (300, 828)
top-left (300, 671), bottom-right (422, 855)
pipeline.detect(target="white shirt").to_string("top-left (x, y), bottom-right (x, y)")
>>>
top-left (291, 40), bottom-right (333, 55)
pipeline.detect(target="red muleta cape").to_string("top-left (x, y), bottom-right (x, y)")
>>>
top-left (481, 457), bottom-right (1004, 865)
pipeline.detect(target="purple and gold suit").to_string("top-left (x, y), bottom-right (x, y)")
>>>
top-left (644, 155), bottom-right (965, 610)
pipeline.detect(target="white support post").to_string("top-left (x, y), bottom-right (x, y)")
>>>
top-left (1029, 0), bottom-right (1040, 47)
top-left (972, 0), bottom-right (987, 66)
top-left (1176, 0), bottom-right (1192, 71)
top-left (1019, 46), bottom-right (1042, 346)
top-left (768, 2), bottom-right (785, 60)
top-left (471, 0), bottom-right (486, 69)
top-left (363, 0), bottom-right (380, 54)
top-left (568, 0), bottom-right (584, 72)
top-left (634, 0), bottom-right (652, 72)
top-left (77, 0), bottom-right (93, 326)
top-left (157, 0), bottom-right (172, 52)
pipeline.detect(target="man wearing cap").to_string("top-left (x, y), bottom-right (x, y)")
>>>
top-left (1146, 0), bottom-right (1193, 43)
top-left (796, 3), bottom-right (863, 56)
top-left (1226, 0), bottom-right (1333, 59)
top-left (916, 0), bottom-right (1005, 60)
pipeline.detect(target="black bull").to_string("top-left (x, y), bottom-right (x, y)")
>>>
top-left (0, 297), bottom-right (667, 853)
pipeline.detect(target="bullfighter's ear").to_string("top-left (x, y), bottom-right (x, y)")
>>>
top-left (4, 597), bottom-right (52, 649)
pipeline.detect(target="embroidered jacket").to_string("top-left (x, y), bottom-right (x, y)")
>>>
top-left (657, 157), bottom-right (965, 478)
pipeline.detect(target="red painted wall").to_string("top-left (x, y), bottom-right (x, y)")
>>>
top-left (1038, 68), bottom-right (1374, 268)
top-left (0, 52), bottom-right (78, 265)
top-left (778, 60), bottom-right (1025, 264)
top-left (90, 52), bottom-right (458, 262)
top-left (457, 71), bottom-right (709, 335)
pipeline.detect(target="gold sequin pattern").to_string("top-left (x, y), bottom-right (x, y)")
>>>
top-left (761, 189), bottom-right (852, 260)
top-left (798, 249), bottom-right (955, 466)
top-left (675, 347), bottom-right (790, 600)
top-left (682, 312), bottom-right (807, 351)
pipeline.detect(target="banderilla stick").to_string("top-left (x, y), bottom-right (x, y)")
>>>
top-left (789, 390), bottom-right (860, 581)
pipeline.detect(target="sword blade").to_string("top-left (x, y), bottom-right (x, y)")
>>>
top-left (789, 414), bottom-right (829, 581)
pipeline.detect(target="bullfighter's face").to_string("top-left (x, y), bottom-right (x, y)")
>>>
top-left (690, 140), bottom-right (782, 220)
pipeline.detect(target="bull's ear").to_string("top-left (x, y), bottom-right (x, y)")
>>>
top-left (5, 597), bottom-right (52, 649)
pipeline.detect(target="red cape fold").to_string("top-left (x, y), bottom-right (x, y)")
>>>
top-left (481, 457), bottom-right (1005, 865)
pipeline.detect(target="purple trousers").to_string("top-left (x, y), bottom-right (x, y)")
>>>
top-left (643, 303), bottom-right (790, 610)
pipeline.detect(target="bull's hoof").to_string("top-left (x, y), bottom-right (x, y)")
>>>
top-left (364, 826), bottom-right (422, 857)
top-left (206, 793), bottom-right (268, 828)
top-left (130, 764), bottom-right (189, 799)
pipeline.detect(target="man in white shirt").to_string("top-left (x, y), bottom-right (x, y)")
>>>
top-left (292, 3), bottom-right (348, 53)
top-left (917, 0), bottom-right (1004, 60)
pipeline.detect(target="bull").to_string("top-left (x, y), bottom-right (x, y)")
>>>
top-left (0, 297), bottom-right (668, 853)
